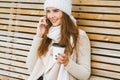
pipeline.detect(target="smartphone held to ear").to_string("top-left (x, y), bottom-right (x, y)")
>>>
top-left (39, 16), bottom-right (52, 26)
top-left (45, 19), bottom-right (49, 24)
top-left (45, 18), bottom-right (52, 26)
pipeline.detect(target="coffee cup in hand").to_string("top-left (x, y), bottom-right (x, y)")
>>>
top-left (52, 43), bottom-right (65, 62)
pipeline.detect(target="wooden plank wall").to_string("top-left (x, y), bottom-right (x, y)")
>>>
top-left (0, 0), bottom-right (120, 80)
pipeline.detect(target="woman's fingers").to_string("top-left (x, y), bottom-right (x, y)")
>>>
top-left (57, 54), bottom-right (69, 66)
top-left (57, 54), bottom-right (64, 61)
top-left (38, 17), bottom-right (47, 26)
top-left (36, 17), bottom-right (48, 37)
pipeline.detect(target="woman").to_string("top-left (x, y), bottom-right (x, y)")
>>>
top-left (26, 0), bottom-right (91, 80)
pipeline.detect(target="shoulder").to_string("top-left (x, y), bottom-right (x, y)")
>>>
top-left (78, 29), bottom-right (88, 37)
top-left (77, 29), bottom-right (90, 45)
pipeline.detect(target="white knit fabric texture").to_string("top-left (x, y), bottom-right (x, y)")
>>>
top-left (47, 25), bottom-right (69, 80)
top-left (47, 25), bottom-right (61, 42)
top-left (44, 0), bottom-right (72, 16)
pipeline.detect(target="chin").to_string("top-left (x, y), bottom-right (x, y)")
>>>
top-left (52, 22), bottom-right (61, 26)
top-left (52, 24), bottom-right (60, 26)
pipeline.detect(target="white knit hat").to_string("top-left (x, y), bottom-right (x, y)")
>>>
top-left (44, 0), bottom-right (77, 25)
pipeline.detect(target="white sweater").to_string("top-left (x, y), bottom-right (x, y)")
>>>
top-left (26, 29), bottom-right (91, 80)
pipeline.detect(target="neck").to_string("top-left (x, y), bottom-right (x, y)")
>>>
top-left (52, 25), bottom-right (61, 27)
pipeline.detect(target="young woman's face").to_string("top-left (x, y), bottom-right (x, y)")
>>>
top-left (46, 7), bottom-right (63, 26)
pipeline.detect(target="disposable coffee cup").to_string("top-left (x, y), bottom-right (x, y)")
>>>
top-left (52, 43), bottom-right (65, 62)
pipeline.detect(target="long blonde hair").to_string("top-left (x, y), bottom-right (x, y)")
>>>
top-left (38, 12), bottom-right (79, 57)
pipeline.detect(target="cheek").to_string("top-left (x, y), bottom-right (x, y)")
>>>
top-left (59, 16), bottom-right (62, 20)
top-left (58, 12), bottom-right (63, 18)
top-left (46, 14), bottom-right (50, 19)
top-left (57, 13), bottom-right (63, 21)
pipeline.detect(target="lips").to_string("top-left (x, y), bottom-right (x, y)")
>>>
top-left (49, 18), bottom-right (61, 26)
top-left (50, 19), bottom-right (57, 23)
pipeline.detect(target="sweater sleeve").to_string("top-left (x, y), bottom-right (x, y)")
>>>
top-left (65, 30), bottom-right (91, 80)
top-left (26, 36), bottom-right (43, 73)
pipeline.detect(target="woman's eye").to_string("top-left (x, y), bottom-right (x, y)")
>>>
top-left (46, 9), bottom-right (60, 13)
top-left (54, 9), bottom-right (59, 12)
top-left (46, 10), bottom-right (50, 13)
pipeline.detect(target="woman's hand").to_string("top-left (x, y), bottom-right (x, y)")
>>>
top-left (36, 17), bottom-right (48, 38)
top-left (57, 53), bottom-right (69, 66)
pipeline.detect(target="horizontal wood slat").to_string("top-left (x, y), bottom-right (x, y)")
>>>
top-left (80, 27), bottom-right (120, 36)
top-left (73, 0), bottom-right (120, 6)
top-left (0, 36), bottom-right (32, 45)
top-left (91, 41), bottom-right (120, 50)
top-left (0, 75), bottom-right (20, 80)
top-left (0, 58), bottom-right (26, 68)
top-left (0, 31), bottom-right (34, 39)
top-left (92, 55), bottom-right (120, 65)
top-left (73, 12), bottom-right (120, 21)
top-left (92, 48), bottom-right (120, 57)
top-left (92, 69), bottom-right (120, 79)
top-left (0, 19), bottom-right (37, 27)
top-left (0, 13), bottom-right (40, 21)
top-left (0, 3), bottom-right (43, 9)
top-left (0, 52), bottom-right (26, 62)
top-left (0, 63), bottom-right (28, 75)
top-left (0, 0), bottom-right (120, 6)
top-left (77, 6), bottom-right (120, 13)
top-left (90, 75), bottom-right (113, 80)
top-left (0, 47), bottom-right (28, 56)
top-left (78, 20), bottom-right (120, 28)
top-left (0, 8), bottom-right (45, 15)
top-left (0, 41), bottom-right (30, 50)
top-left (0, 25), bottom-right (36, 33)
top-left (0, 70), bottom-right (28, 80)
top-left (92, 62), bottom-right (120, 72)
top-left (88, 34), bottom-right (120, 43)
top-left (0, 0), bottom-right (45, 3)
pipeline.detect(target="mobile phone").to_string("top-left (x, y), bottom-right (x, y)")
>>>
top-left (46, 19), bottom-right (49, 24)
top-left (46, 18), bottom-right (52, 26)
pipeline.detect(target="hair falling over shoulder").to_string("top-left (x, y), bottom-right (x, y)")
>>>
top-left (38, 12), bottom-right (79, 57)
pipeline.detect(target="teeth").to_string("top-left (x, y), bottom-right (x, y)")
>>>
top-left (51, 19), bottom-right (56, 22)
top-left (52, 21), bottom-right (56, 23)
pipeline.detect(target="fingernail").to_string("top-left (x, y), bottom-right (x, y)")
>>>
top-left (55, 57), bottom-right (57, 60)
top-left (55, 55), bottom-right (57, 57)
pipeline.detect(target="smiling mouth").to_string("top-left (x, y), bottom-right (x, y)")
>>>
top-left (51, 20), bottom-right (56, 23)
